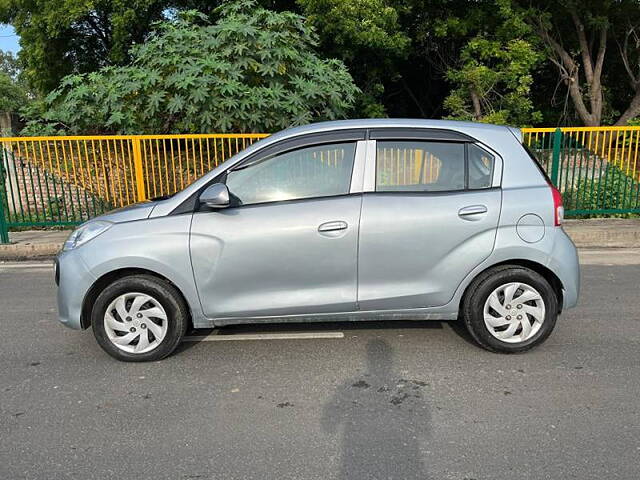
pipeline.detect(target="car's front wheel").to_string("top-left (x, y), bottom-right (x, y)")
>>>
top-left (462, 265), bottom-right (559, 353)
top-left (91, 274), bottom-right (189, 362)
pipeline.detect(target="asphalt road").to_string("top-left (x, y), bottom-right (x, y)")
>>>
top-left (1, 252), bottom-right (639, 480)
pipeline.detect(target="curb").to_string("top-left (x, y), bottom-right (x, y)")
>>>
top-left (563, 220), bottom-right (640, 248)
top-left (0, 242), bottom-right (62, 260)
top-left (564, 229), bottom-right (640, 248)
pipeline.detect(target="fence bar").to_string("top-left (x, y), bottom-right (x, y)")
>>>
top-left (132, 138), bottom-right (147, 202)
top-left (0, 154), bottom-right (8, 242)
top-left (550, 128), bottom-right (562, 186)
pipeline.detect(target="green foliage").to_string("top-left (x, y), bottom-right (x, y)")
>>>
top-left (0, 0), bottom-right (177, 93)
top-left (22, 0), bottom-right (359, 135)
top-left (297, 0), bottom-right (410, 116)
top-left (6, 0), bottom-right (640, 126)
top-left (441, 0), bottom-right (542, 126)
top-left (0, 50), bottom-right (21, 80)
top-left (0, 71), bottom-right (27, 113)
top-left (564, 164), bottom-right (640, 216)
top-left (0, 49), bottom-right (30, 116)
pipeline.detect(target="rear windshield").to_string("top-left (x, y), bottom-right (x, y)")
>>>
top-left (522, 144), bottom-right (553, 185)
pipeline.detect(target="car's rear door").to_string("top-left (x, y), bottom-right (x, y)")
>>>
top-left (190, 131), bottom-right (367, 320)
top-left (357, 129), bottom-right (502, 310)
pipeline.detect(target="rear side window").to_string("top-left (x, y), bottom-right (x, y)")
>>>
top-left (376, 141), bottom-right (465, 192)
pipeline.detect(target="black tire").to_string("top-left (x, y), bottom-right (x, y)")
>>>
top-left (461, 265), bottom-right (558, 353)
top-left (91, 274), bottom-right (189, 362)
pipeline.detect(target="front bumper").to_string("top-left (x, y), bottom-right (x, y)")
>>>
top-left (56, 249), bottom-right (96, 330)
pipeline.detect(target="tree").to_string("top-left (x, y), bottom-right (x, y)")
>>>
top-left (0, 50), bottom-right (21, 80)
top-left (297, 0), bottom-right (410, 116)
top-left (0, 49), bottom-right (29, 133)
top-left (22, 0), bottom-right (359, 135)
top-left (0, 0), bottom-right (177, 93)
top-left (0, 71), bottom-right (27, 112)
top-left (0, 0), bottom-right (305, 95)
top-left (440, 0), bottom-right (542, 125)
top-left (529, 0), bottom-right (640, 126)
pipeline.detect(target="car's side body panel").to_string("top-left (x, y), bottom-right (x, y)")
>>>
top-left (356, 189), bottom-right (502, 309)
top-left (190, 195), bottom-right (362, 318)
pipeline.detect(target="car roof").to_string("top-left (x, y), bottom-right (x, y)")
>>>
top-left (267, 118), bottom-right (517, 142)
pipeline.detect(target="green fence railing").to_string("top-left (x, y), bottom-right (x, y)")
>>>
top-left (523, 127), bottom-right (640, 216)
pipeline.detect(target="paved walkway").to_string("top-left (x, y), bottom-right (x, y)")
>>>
top-left (1, 218), bottom-right (639, 259)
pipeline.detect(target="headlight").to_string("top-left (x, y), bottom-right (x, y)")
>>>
top-left (63, 221), bottom-right (112, 251)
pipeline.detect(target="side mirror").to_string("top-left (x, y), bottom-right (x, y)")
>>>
top-left (200, 183), bottom-right (230, 208)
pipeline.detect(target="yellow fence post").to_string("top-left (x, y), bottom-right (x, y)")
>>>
top-left (131, 137), bottom-right (147, 202)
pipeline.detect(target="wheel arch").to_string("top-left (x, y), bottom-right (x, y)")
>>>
top-left (459, 259), bottom-right (564, 314)
top-left (80, 268), bottom-right (193, 330)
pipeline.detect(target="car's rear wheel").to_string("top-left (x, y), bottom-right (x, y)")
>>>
top-left (462, 265), bottom-right (558, 353)
top-left (91, 275), bottom-right (188, 362)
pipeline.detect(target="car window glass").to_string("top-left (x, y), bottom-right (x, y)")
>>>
top-left (468, 144), bottom-right (495, 189)
top-left (225, 142), bottom-right (356, 205)
top-left (376, 141), bottom-right (465, 192)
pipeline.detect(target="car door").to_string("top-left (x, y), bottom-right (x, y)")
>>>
top-left (190, 132), bottom-right (367, 319)
top-left (357, 130), bottom-right (502, 310)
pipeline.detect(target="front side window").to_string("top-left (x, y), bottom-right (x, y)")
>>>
top-left (376, 141), bottom-right (465, 192)
top-left (225, 142), bottom-right (356, 205)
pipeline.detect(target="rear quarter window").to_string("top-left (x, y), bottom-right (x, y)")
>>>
top-left (522, 144), bottom-right (553, 184)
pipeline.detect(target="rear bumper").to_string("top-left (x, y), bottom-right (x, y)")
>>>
top-left (56, 250), bottom-right (96, 330)
top-left (548, 228), bottom-right (580, 310)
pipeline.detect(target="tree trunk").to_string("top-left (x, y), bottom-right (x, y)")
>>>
top-left (615, 91), bottom-right (640, 126)
top-left (0, 111), bottom-right (12, 135)
top-left (532, 8), bottom-right (607, 126)
top-left (470, 90), bottom-right (482, 120)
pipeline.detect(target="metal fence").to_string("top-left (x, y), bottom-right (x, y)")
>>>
top-left (1, 127), bottom-right (640, 242)
top-left (0, 134), bottom-right (267, 242)
top-left (522, 127), bottom-right (640, 216)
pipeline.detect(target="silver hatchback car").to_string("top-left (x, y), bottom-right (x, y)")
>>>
top-left (56, 119), bottom-right (579, 361)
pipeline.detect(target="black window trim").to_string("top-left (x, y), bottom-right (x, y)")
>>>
top-left (230, 129), bottom-right (366, 172)
top-left (366, 186), bottom-right (501, 197)
top-left (369, 127), bottom-right (474, 142)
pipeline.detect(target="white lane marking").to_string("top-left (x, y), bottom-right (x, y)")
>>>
top-left (579, 249), bottom-right (640, 265)
top-left (0, 268), bottom-right (53, 273)
top-left (0, 263), bottom-right (54, 269)
top-left (184, 332), bottom-right (344, 342)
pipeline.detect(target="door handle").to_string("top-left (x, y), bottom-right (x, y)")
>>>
top-left (318, 221), bottom-right (348, 232)
top-left (458, 205), bottom-right (488, 217)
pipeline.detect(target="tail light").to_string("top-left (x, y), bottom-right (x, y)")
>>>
top-left (549, 184), bottom-right (564, 226)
